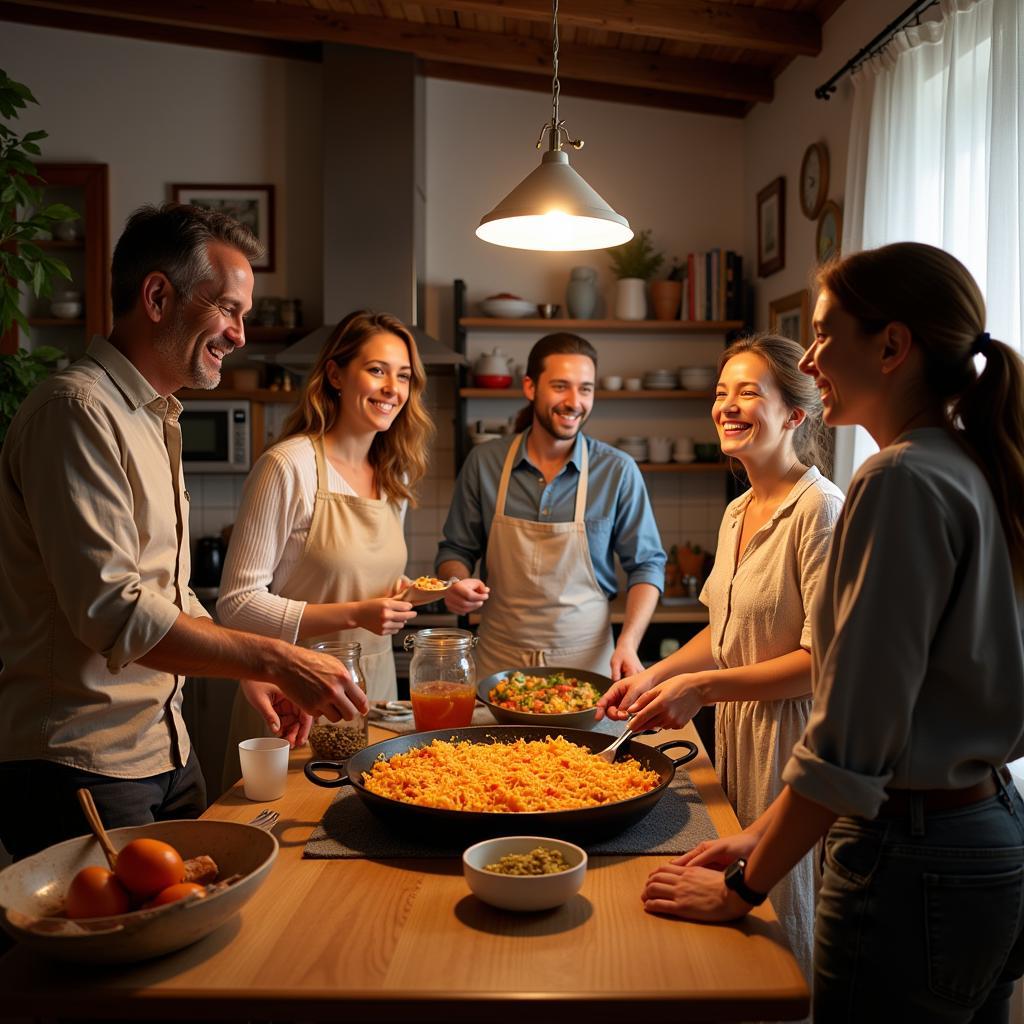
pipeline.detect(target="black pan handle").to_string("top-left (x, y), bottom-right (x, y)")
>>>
top-left (304, 759), bottom-right (355, 788)
top-left (655, 739), bottom-right (699, 768)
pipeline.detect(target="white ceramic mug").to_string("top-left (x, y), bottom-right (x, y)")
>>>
top-left (648, 436), bottom-right (673, 463)
top-left (238, 737), bottom-right (290, 801)
top-left (674, 437), bottom-right (695, 462)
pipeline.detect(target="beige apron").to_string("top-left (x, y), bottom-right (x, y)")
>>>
top-left (474, 433), bottom-right (615, 679)
top-left (222, 436), bottom-right (407, 790)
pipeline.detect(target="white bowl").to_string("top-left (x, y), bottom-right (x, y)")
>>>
top-left (624, 378), bottom-right (643, 391)
top-left (480, 298), bottom-right (536, 319)
top-left (601, 376), bottom-right (623, 391)
top-left (463, 836), bottom-right (587, 911)
top-left (679, 367), bottom-right (717, 390)
top-left (0, 819), bottom-right (277, 964)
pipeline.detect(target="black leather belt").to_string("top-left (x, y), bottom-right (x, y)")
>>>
top-left (877, 766), bottom-right (1011, 818)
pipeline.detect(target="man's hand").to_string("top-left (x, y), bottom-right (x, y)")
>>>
top-left (641, 862), bottom-right (753, 921)
top-left (240, 679), bottom-right (314, 747)
top-left (445, 578), bottom-right (490, 614)
top-left (269, 644), bottom-right (369, 723)
top-left (610, 640), bottom-right (643, 682)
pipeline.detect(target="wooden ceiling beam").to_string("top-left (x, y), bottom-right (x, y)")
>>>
top-left (420, 1), bottom-right (821, 57)
top-left (422, 60), bottom-right (750, 118)
top-left (1, 0), bottom-right (773, 104)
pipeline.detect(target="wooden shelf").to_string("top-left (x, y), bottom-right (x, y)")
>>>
top-left (460, 317), bottom-right (743, 332)
top-left (177, 388), bottom-right (297, 403)
top-left (461, 388), bottom-right (714, 400)
top-left (27, 317), bottom-right (85, 327)
top-left (639, 461), bottom-right (727, 473)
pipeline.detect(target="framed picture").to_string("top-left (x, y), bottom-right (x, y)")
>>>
top-left (769, 289), bottom-right (810, 347)
top-left (756, 176), bottom-right (785, 277)
top-left (171, 184), bottom-right (275, 272)
top-left (816, 200), bottom-right (843, 265)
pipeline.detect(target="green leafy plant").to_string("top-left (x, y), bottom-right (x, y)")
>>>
top-left (0, 68), bottom-right (77, 335)
top-left (606, 229), bottom-right (664, 281)
top-left (0, 345), bottom-right (63, 446)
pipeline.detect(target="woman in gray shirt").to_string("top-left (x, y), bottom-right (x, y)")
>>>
top-left (644, 242), bottom-right (1024, 1022)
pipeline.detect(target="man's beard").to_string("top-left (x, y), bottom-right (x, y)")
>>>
top-left (533, 402), bottom-right (589, 441)
top-left (152, 308), bottom-right (231, 390)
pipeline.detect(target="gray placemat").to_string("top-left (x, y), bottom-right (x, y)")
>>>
top-left (372, 702), bottom-right (624, 737)
top-left (303, 761), bottom-right (717, 859)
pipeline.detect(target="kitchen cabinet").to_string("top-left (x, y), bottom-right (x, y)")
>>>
top-left (2, 163), bottom-right (109, 356)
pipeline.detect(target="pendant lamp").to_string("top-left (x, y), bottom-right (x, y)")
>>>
top-left (476, 0), bottom-right (632, 252)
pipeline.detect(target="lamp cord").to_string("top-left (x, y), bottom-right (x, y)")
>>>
top-left (551, 0), bottom-right (560, 131)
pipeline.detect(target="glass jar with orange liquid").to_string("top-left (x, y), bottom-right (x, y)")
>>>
top-left (404, 628), bottom-right (478, 731)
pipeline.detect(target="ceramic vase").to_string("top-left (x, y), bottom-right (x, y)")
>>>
top-left (566, 266), bottom-right (598, 319)
top-left (615, 278), bottom-right (647, 321)
top-left (650, 280), bottom-right (682, 321)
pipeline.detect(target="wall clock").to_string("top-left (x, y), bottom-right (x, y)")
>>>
top-left (800, 142), bottom-right (829, 220)
top-left (816, 200), bottom-right (843, 264)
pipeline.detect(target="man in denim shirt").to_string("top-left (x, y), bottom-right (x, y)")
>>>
top-left (437, 333), bottom-right (665, 680)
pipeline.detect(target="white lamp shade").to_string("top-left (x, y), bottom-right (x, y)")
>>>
top-left (477, 150), bottom-right (632, 252)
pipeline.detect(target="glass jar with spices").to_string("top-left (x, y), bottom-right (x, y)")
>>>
top-left (307, 641), bottom-right (368, 760)
top-left (403, 628), bottom-right (478, 731)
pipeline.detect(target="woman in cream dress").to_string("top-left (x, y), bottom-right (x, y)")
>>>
top-left (598, 333), bottom-right (843, 985)
top-left (217, 310), bottom-right (433, 768)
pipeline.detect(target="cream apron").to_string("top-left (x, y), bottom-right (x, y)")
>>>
top-left (222, 436), bottom-right (406, 790)
top-left (474, 433), bottom-right (615, 679)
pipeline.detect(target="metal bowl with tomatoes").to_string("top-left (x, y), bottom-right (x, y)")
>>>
top-left (476, 666), bottom-right (613, 730)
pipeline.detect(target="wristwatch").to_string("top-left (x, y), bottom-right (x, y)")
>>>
top-left (723, 858), bottom-right (768, 906)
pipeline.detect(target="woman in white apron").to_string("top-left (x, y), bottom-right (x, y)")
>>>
top-left (217, 310), bottom-right (433, 784)
top-left (599, 334), bottom-right (843, 990)
top-left (472, 434), bottom-right (614, 679)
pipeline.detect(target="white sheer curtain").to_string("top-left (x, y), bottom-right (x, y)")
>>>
top-left (834, 0), bottom-right (1023, 488)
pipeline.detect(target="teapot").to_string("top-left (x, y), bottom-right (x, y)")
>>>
top-left (473, 348), bottom-right (514, 387)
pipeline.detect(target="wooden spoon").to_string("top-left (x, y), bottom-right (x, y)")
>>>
top-left (76, 787), bottom-right (119, 871)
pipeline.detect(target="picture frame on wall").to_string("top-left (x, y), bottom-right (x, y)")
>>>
top-left (171, 183), bottom-right (275, 272)
top-left (756, 176), bottom-right (785, 278)
top-left (816, 200), bottom-right (843, 265)
top-left (769, 289), bottom-right (810, 347)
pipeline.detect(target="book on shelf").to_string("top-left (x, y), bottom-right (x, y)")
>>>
top-left (681, 249), bottom-right (743, 322)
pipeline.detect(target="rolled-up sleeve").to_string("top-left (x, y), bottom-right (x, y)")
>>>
top-left (782, 464), bottom-right (956, 817)
top-left (15, 398), bottom-right (180, 671)
top-left (435, 450), bottom-right (487, 574)
top-left (612, 459), bottom-right (666, 591)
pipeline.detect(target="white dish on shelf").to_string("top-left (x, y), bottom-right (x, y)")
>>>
top-left (480, 298), bottom-right (536, 318)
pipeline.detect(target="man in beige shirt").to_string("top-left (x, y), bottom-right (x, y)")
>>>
top-left (0, 204), bottom-right (367, 860)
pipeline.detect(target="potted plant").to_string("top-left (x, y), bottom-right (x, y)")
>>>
top-left (607, 229), bottom-right (664, 320)
top-left (651, 258), bottom-right (684, 321)
top-left (0, 69), bottom-right (78, 444)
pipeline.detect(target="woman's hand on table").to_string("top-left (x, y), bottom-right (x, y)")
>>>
top-left (627, 675), bottom-right (709, 731)
top-left (241, 679), bottom-right (314, 747)
top-left (352, 597), bottom-right (417, 636)
top-left (642, 862), bottom-right (752, 922)
top-left (673, 831), bottom-right (761, 870)
top-left (595, 669), bottom-right (656, 720)
top-left (444, 578), bottom-right (489, 614)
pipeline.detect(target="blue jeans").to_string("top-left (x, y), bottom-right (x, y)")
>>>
top-left (814, 775), bottom-right (1024, 1022)
top-left (0, 752), bottom-right (207, 861)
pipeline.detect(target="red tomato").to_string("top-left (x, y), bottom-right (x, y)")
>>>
top-left (115, 838), bottom-right (185, 899)
top-left (142, 882), bottom-right (207, 909)
top-left (65, 866), bottom-right (132, 919)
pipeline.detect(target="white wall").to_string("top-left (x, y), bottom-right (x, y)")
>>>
top-left (0, 22), bottom-right (324, 326)
top-left (742, 0), bottom-right (909, 331)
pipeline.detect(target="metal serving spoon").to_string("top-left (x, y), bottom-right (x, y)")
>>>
top-left (595, 717), bottom-right (639, 763)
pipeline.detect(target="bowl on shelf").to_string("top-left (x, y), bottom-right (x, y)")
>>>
top-left (679, 366), bottom-right (717, 390)
top-left (0, 818), bottom-right (277, 964)
top-left (480, 297), bottom-right (536, 318)
top-left (463, 836), bottom-right (587, 911)
top-left (536, 303), bottom-right (560, 319)
top-left (693, 442), bottom-right (722, 463)
top-left (473, 374), bottom-right (513, 389)
top-left (50, 300), bottom-right (83, 319)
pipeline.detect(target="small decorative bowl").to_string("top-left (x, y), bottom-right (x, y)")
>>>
top-left (536, 303), bottom-right (560, 319)
top-left (473, 374), bottom-right (513, 389)
top-left (50, 301), bottom-right (83, 319)
top-left (694, 442), bottom-right (722, 462)
top-left (463, 836), bottom-right (587, 911)
top-left (480, 298), bottom-right (536, 318)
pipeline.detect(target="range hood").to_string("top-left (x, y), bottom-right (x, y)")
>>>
top-left (275, 45), bottom-right (464, 372)
top-left (276, 322), bottom-right (465, 369)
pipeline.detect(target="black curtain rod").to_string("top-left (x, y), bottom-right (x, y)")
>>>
top-left (815, 0), bottom-right (940, 100)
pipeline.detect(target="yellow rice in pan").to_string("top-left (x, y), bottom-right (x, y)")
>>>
top-left (361, 735), bottom-right (660, 812)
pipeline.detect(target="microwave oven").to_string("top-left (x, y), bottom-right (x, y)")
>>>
top-left (179, 400), bottom-right (251, 474)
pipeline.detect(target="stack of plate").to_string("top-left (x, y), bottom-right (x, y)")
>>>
top-left (642, 369), bottom-right (677, 390)
top-left (616, 436), bottom-right (649, 462)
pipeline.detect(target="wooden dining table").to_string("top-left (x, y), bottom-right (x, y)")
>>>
top-left (0, 722), bottom-right (809, 1022)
